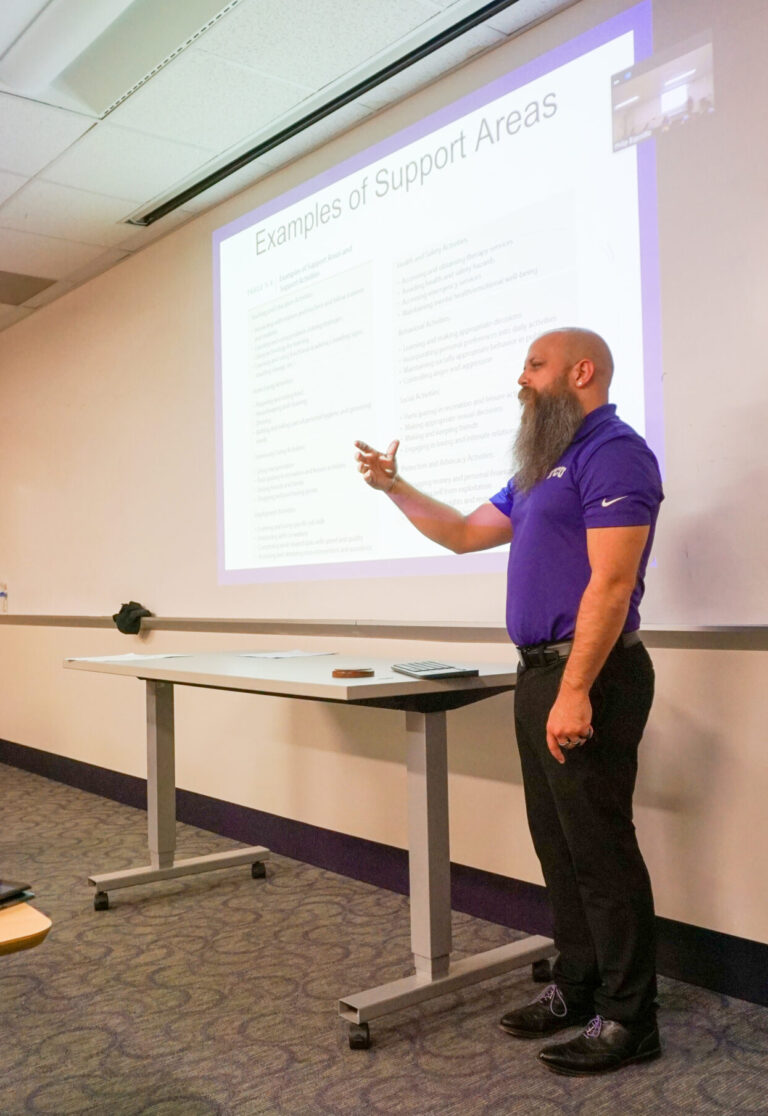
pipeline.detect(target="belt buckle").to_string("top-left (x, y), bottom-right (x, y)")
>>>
top-left (518, 644), bottom-right (567, 669)
top-left (519, 645), bottom-right (553, 669)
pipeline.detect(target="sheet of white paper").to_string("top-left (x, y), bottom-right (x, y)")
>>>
top-left (66, 653), bottom-right (194, 662)
top-left (238, 650), bottom-right (337, 659)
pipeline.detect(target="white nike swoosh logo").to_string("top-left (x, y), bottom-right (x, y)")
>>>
top-left (601, 496), bottom-right (628, 507)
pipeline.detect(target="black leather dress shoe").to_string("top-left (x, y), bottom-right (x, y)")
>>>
top-left (499, 984), bottom-right (594, 1038)
top-left (539, 1015), bottom-right (662, 1075)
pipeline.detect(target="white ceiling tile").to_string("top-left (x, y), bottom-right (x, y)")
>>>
top-left (0, 2), bottom-right (49, 57)
top-left (112, 207), bottom-right (196, 251)
top-left (356, 24), bottom-right (505, 110)
top-left (421, 0), bottom-right (569, 19)
top-left (108, 49), bottom-right (310, 150)
top-left (0, 91), bottom-right (95, 177)
top-left (403, 0), bottom-right (508, 13)
top-left (198, 0), bottom-right (444, 90)
top-left (0, 180), bottom-right (139, 247)
top-left (0, 227), bottom-right (107, 279)
top-left (23, 279), bottom-right (75, 309)
top-left (0, 303), bottom-right (34, 330)
top-left (485, 0), bottom-right (577, 36)
top-left (265, 102), bottom-right (372, 168)
top-left (0, 168), bottom-right (27, 205)
top-left (41, 122), bottom-right (217, 201)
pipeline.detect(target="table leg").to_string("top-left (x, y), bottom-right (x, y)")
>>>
top-left (406, 709), bottom-right (451, 979)
top-left (147, 680), bottom-right (176, 870)
top-left (339, 706), bottom-right (554, 1038)
top-left (88, 679), bottom-right (270, 906)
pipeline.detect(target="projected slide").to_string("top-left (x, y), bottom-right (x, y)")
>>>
top-left (214, 3), bottom-right (659, 583)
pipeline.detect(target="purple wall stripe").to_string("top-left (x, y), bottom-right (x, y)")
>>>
top-left (1, 735), bottom-right (765, 1009)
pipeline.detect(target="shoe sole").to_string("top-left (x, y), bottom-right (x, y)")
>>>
top-left (498, 1016), bottom-right (592, 1040)
top-left (540, 1047), bottom-right (662, 1076)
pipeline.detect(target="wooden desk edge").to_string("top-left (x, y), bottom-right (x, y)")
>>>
top-left (0, 903), bottom-right (52, 956)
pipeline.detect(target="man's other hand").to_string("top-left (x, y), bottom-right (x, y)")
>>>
top-left (355, 439), bottom-right (400, 491)
top-left (545, 684), bottom-right (593, 765)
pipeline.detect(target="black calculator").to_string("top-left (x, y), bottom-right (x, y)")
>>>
top-left (391, 660), bottom-right (479, 679)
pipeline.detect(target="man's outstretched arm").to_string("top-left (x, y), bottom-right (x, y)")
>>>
top-left (355, 438), bottom-right (512, 554)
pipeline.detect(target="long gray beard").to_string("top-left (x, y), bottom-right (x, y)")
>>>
top-left (512, 386), bottom-right (585, 494)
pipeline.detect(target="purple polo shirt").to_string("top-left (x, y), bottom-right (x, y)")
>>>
top-left (489, 404), bottom-right (663, 647)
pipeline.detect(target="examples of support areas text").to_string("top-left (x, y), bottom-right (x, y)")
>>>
top-left (254, 93), bottom-right (558, 255)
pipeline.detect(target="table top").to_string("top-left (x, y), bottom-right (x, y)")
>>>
top-left (64, 650), bottom-right (518, 705)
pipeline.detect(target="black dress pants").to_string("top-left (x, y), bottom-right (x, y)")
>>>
top-left (514, 639), bottom-right (657, 1025)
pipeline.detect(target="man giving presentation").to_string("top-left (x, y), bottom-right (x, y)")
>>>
top-left (355, 327), bottom-right (664, 1076)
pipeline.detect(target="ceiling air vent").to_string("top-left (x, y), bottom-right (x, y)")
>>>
top-left (0, 0), bottom-right (246, 119)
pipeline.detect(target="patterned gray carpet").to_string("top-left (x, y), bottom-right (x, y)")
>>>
top-left (1, 764), bottom-right (766, 1115)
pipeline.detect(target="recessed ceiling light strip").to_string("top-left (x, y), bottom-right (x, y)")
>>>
top-left (128, 0), bottom-right (521, 226)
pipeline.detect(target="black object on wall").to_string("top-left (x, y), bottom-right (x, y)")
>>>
top-left (112, 601), bottom-right (152, 634)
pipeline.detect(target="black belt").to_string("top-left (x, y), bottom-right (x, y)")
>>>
top-left (516, 630), bottom-right (641, 669)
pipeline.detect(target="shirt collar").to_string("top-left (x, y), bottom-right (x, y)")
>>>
top-left (571, 402), bottom-right (616, 444)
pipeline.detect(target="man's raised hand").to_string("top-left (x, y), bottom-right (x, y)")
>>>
top-left (355, 439), bottom-right (400, 492)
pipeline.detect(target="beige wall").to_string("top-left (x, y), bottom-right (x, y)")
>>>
top-left (0, 0), bottom-right (766, 946)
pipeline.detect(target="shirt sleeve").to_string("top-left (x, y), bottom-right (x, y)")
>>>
top-left (578, 436), bottom-right (664, 528)
top-left (489, 478), bottom-right (515, 518)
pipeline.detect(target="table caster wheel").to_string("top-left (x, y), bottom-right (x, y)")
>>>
top-left (94, 891), bottom-right (109, 912)
top-left (348, 1022), bottom-right (370, 1050)
top-left (251, 862), bottom-right (267, 880)
top-left (532, 958), bottom-right (552, 983)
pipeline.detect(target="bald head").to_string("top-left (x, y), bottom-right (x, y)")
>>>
top-left (519, 328), bottom-right (613, 417)
top-left (542, 327), bottom-right (614, 388)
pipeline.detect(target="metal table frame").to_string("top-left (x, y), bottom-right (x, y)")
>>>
top-left (65, 652), bottom-right (553, 1046)
top-left (87, 679), bottom-right (270, 907)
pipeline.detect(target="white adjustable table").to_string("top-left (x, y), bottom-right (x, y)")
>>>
top-left (65, 651), bottom-right (553, 1047)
